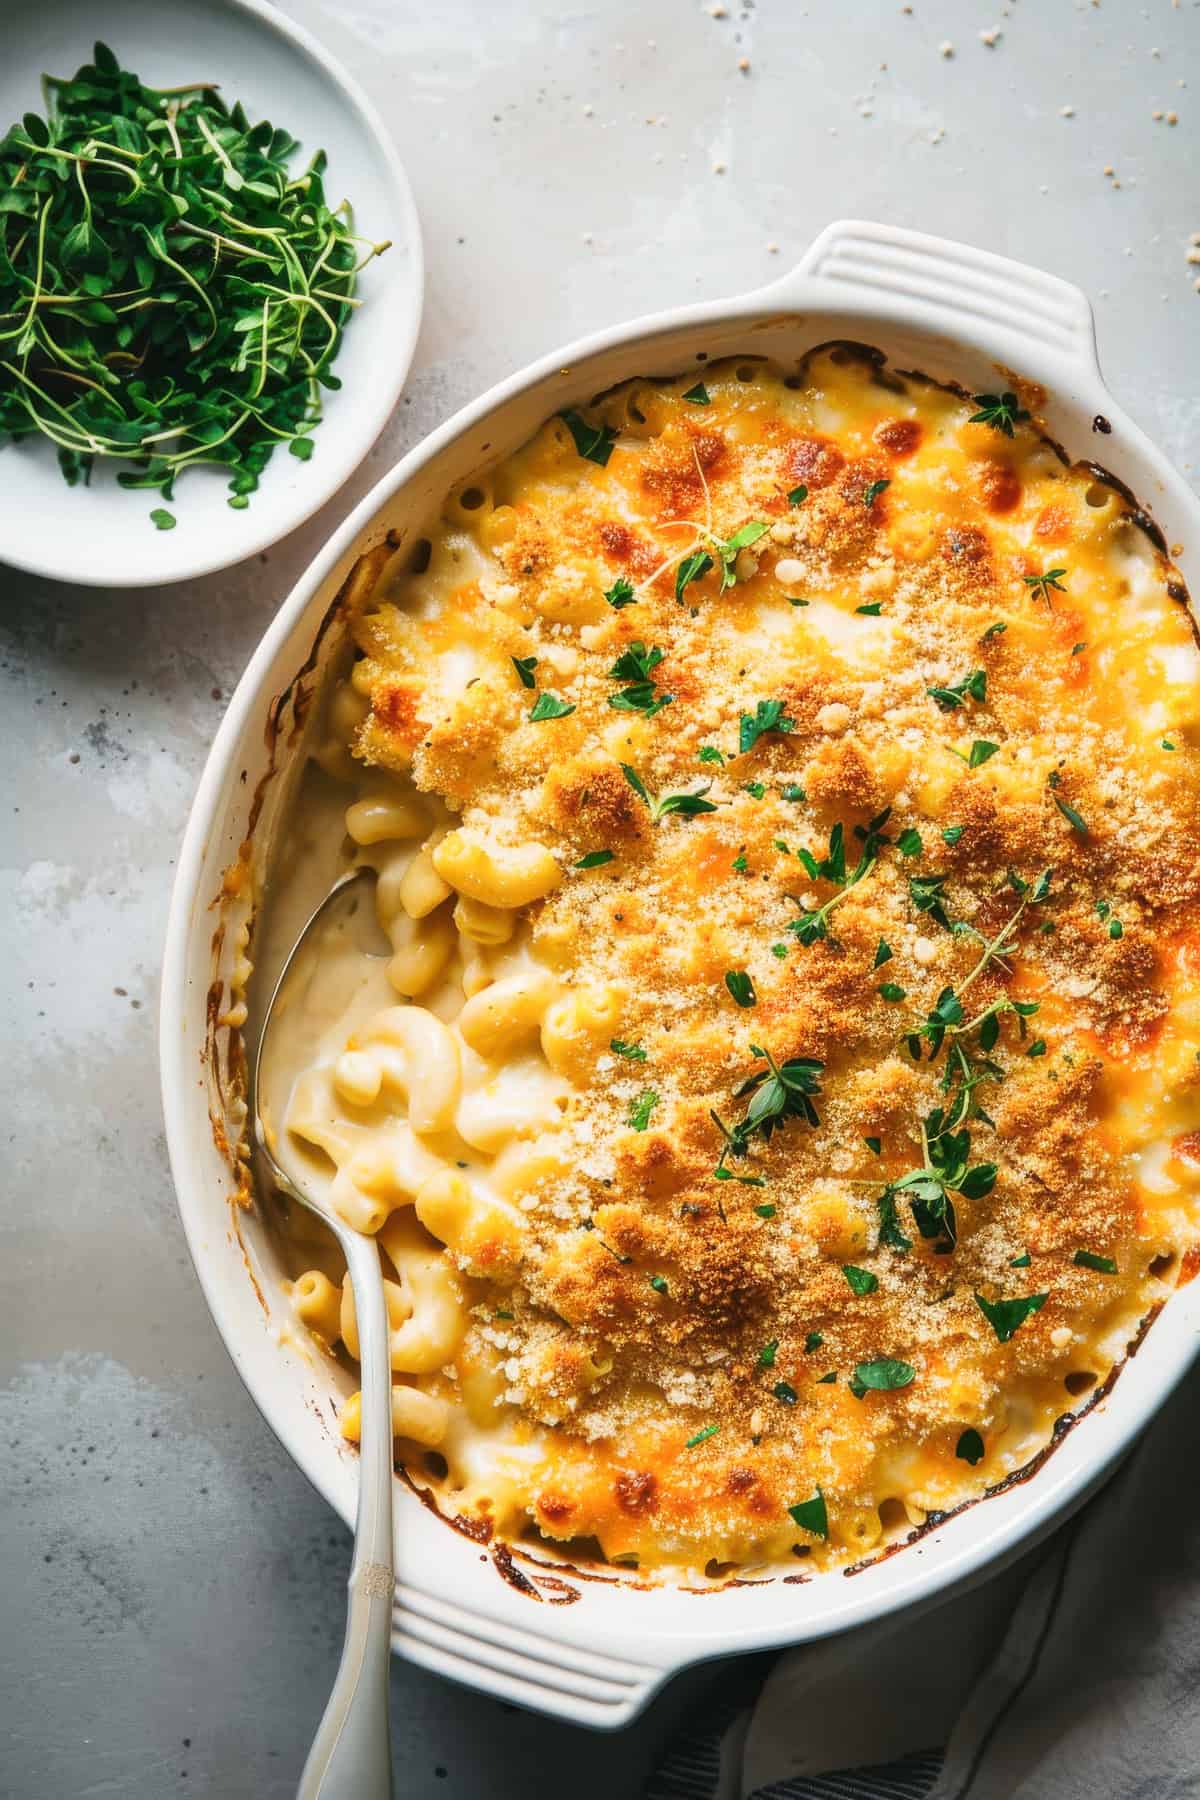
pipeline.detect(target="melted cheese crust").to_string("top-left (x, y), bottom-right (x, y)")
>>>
top-left (278, 349), bottom-right (1200, 1575)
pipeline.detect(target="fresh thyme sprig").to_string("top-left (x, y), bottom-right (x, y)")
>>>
top-left (787, 809), bottom-right (892, 946)
top-left (711, 1044), bottom-right (824, 1181)
top-left (878, 1107), bottom-right (998, 1254)
top-left (0, 43), bottom-right (388, 512)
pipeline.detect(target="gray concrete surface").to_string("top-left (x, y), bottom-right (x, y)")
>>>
top-left (2, 0), bottom-right (1197, 1793)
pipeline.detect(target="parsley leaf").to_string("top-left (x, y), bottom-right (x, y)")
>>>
top-left (739, 698), bottom-right (796, 754)
top-left (874, 939), bottom-right (893, 968)
top-left (610, 642), bottom-right (664, 683)
top-left (698, 744), bottom-right (726, 765)
top-left (1053, 793), bottom-right (1089, 836)
top-left (804, 1331), bottom-right (824, 1352)
top-left (758, 1340), bottom-right (778, 1367)
top-left (843, 1264), bottom-right (878, 1295)
top-left (574, 849), bottom-right (613, 869)
top-left (968, 740), bottom-right (1000, 767)
top-left (969, 391), bottom-right (1030, 437)
top-left (857, 601), bottom-right (884, 616)
top-left (928, 669), bottom-right (987, 711)
top-left (530, 692), bottom-right (575, 721)
top-left (878, 982), bottom-right (907, 1002)
top-left (649, 1274), bottom-right (669, 1294)
top-left (627, 1090), bottom-right (659, 1131)
top-left (718, 520), bottom-right (771, 590)
top-left (909, 872), bottom-right (953, 929)
top-left (604, 577), bottom-right (637, 609)
top-left (973, 1290), bottom-right (1048, 1342)
top-left (620, 763), bottom-right (718, 822)
top-left (897, 827), bottom-right (923, 858)
top-left (682, 382), bottom-right (710, 404)
top-left (788, 484), bottom-right (809, 506)
top-left (685, 1423), bottom-right (719, 1448)
top-left (610, 1039), bottom-right (646, 1060)
top-left (781, 783), bottom-right (806, 802)
top-left (608, 642), bottom-right (673, 715)
top-left (755, 1201), bottom-right (777, 1218)
top-left (724, 970), bottom-right (757, 1008)
top-left (982, 621), bottom-right (1008, 641)
top-left (942, 825), bottom-right (964, 845)
top-left (849, 1358), bottom-right (915, 1396)
top-left (511, 654), bottom-right (538, 689)
top-left (863, 479), bottom-right (890, 507)
top-left (560, 409), bottom-right (618, 465)
top-left (878, 1191), bottom-right (912, 1252)
top-left (788, 1491), bottom-right (828, 1538)
top-left (773, 1380), bottom-right (798, 1405)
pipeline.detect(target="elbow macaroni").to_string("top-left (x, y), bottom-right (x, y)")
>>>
top-left (267, 351), bottom-right (1200, 1577)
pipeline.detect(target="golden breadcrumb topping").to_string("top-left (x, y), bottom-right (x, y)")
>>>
top-left (318, 349), bottom-right (1200, 1571)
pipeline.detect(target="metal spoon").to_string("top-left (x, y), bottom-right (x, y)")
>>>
top-left (250, 868), bottom-right (394, 1800)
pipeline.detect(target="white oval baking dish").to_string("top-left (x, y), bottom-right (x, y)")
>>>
top-left (161, 220), bottom-right (1200, 1730)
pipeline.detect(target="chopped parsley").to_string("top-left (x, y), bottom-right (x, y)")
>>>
top-left (788, 483), bottom-right (809, 506)
top-left (788, 1491), bottom-right (828, 1538)
top-left (1010, 1251), bottom-right (1031, 1268)
top-left (608, 641), bottom-right (673, 715)
top-left (909, 872), bottom-right (953, 930)
top-left (621, 763), bottom-right (719, 822)
top-left (928, 668), bottom-right (986, 711)
top-left (1026, 1039), bottom-right (1047, 1057)
top-left (857, 601), bottom-right (884, 616)
top-left (973, 1290), bottom-right (1048, 1343)
top-left (732, 851), bottom-right (749, 873)
top-left (842, 1265), bottom-right (878, 1296)
top-left (530, 691), bottom-right (575, 721)
top-left (610, 1039), bottom-right (646, 1061)
top-left (511, 654), bottom-right (538, 689)
top-left (878, 982), bottom-right (907, 1002)
top-left (787, 595), bottom-right (809, 608)
top-left (897, 827), bottom-right (923, 858)
top-left (982, 620), bottom-right (1008, 641)
top-left (849, 1358), bottom-right (915, 1397)
top-left (627, 1090), bottom-right (659, 1132)
top-left (560, 408), bottom-right (617, 465)
top-left (604, 576), bottom-right (637, 610)
top-left (743, 780), bottom-right (767, 800)
top-left (804, 1331), bottom-right (824, 1353)
top-left (1162, 739), bottom-right (1176, 752)
top-left (1023, 567), bottom-right (1068, 605)
top-left (682, 382), bottom-right (710, 404)
top-left (724, 970), bottom-right (757, 1008)
top-left (649, 1274), bottom-right (669, 1294)
top-left (698, 744), bottom-right (726, 766)
top-left (942, 825), bottom-right (964, 845)
top-left (1073, 1250), bottom-right (1117, 1274)
top-left (969, 390), bottom-right (1030, 437)
top-left (758, 1340), bottom-right (778, 1367)
top-left (780, 783), bottom-right (806, 802)
top-left (754, 1202), bottom-right (777, 1219)
top-left (968, 740), bottom-right (1000, 767)
top-left (874, 939), bottom-right (894, 968)
top-left (863, 479), bottom-right (890, 507)
top-left (574, 849), bottom-right (614, 869)
top-left (770, 941), bottom-right (789, 959)
top-left (816, 1370), bottom-right (838, 1384)
top-left (864, 1137), bottom-right (882, 1156)
top-left (955, 1428), bottom-right (985, 1465)
top-left (685, 1424), bottom-right (719, 1448)
top-left (1052, 793), bottom-right (1089, 836)
top-left (773, 1380), bottom-right (798, 1405)
top-left (739, 698), bottom-right (796, 754)
top-left (1072, 641), bottom-right (1087, 656)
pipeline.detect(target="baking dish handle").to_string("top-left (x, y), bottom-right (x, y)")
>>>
top-left (774, 219), bottom-right (1100, 375)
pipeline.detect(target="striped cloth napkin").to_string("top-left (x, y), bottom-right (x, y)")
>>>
top-left (646, 1362), bottom-right (1200, 1800)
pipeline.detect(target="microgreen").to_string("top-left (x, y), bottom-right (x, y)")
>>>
top-left (675, 549), bottom-right (714, 602)
top-left (739, 698), bottom-right (796, 754)
top-left (620, 762), bottom-right (719, 822)
top-left (0, 45), bottom-right (390, 511)
top-left (1023, 568), bottom-right (1068, 605)
top-left (149, 507), bottom-right (176, 530)
top-left (969, 391), bottom-right (1030, 436)
top-left (928, 669), bottom-right (986, 711)
top-left (560, 409), bottom-right (617, 465)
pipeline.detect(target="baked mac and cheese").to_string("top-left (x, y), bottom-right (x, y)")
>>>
top-left (265, 348), bottom-right (1200, 1574)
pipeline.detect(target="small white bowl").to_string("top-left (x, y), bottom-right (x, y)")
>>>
top-left (0, 0), bottom-right (422, 587)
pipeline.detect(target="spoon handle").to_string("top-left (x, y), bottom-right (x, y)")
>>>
top-left (298, 1227), bottom-right (395, 1799)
